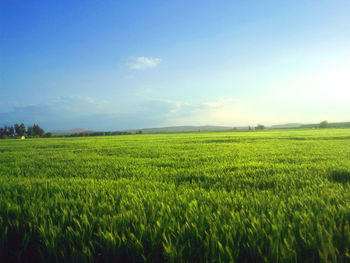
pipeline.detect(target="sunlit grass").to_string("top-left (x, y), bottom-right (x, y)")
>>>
top-left (0, 129), bottom-right (349, 262)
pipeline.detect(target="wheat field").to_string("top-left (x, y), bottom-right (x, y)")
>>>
top-left (0, 129), bottom-right (349, 262)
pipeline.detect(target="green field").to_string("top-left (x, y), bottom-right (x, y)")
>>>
top-left (0, 129), bottom-right (349, 262)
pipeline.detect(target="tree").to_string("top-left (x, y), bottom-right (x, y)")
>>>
top-left (44, 132), bottom-right (52, 138)
top-left (8, 126), bottom-right (15, 136)
top-left (255, 124), bottom-right (265, 130)
top-left (15, 123), bottom-right (26, 136)
top-left (3, 126), bottom-right (9, 136)
top-left (319, 120), bottom-right (329, 129)
top-left (27, 126), bottom-right (34, 137)
top-left (33, 124), bottom-right (45, 137)
top-left (14, 124), bottom-right (19, 135)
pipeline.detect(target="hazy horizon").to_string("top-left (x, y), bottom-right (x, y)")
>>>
top-left (1, 0), bottom-right (350, 130)
top-left (48, 121), bottom-right (339, 133)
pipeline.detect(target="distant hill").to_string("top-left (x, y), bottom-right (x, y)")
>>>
top-left (271, 123), bottom-right (302, 129)
top-left (130, 122), bottom-right (350, 133)
top-left (50, 128), bottom-right (96, 135)
top-left (127, 125), bottom-right (243, 134)
top-left (50, 121), bottom-right (350, 136)
top-left (300, 121), bottom-right (350, 129)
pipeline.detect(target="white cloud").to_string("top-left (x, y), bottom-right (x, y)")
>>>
top-left (127, 57), bottom-right (162, 70)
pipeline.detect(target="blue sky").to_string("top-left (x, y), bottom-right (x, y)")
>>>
top-left (1, 0), bottom-right (350, 130)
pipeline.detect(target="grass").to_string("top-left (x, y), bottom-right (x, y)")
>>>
top-left (0, 129), bottom-right (350, 262)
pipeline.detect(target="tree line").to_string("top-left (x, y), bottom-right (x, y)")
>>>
top-left (0, 123), bottom-right (51, 139)
top-left (63, 131), bottom-right (131, 137)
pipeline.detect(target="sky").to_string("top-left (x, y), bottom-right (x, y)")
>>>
top-left (1, 0), bottom-right (350, 131)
